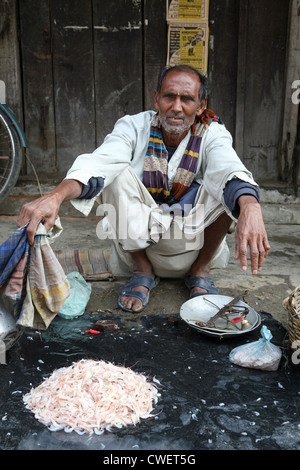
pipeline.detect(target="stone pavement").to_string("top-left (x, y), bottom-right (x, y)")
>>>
top-left (0, 209), bottom-right (299, 331)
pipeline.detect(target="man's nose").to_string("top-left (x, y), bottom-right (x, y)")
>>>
top-left (172, 96), bottom-right (183, 112)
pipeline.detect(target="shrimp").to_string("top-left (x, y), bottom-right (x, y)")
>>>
top-left (23, 359), bottom-right (160, 435)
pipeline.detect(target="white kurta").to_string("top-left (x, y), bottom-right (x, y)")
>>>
top-left (64, 111), bottom-right (258, 277)
top-left (65, 110), bottom-right (257, 218)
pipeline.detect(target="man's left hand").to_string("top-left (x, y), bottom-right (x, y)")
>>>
top-left (234, 195), bottom-right (270, 274)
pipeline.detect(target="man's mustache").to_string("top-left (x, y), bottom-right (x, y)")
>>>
top-left (166, 112), bottom-right (185, 119)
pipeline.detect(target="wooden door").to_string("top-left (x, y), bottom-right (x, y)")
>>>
top-left (208, 0), bottom-right (290, 184)
top-left (1, 0), bottom-right (292, 185)
top-left (18, 0), bottom-right (167, 178)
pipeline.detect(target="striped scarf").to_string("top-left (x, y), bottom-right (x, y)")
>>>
top-left (143, 109), bottom-right (223, 204)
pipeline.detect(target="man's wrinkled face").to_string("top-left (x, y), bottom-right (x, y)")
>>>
top-left (154, 70), bottom-right (206, 138)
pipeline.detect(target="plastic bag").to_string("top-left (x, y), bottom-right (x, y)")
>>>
top-left (58, 272), bottom-right (92, 319)
top-left (229, 325), bottom-right (282, 371)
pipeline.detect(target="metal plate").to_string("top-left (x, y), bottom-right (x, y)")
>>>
top-left (180, 295), bottom-right (261, 338)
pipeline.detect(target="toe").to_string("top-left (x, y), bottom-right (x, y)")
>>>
top-left (132, 299), bottom-right (143, 312)
top-left (120, 295), bottom-right (143, 312)
top-left (191, 287), bottom-right (207, 296)
top-left (120, 295), bottom-right (130, 309)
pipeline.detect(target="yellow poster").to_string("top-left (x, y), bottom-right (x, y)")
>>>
top-left (178, 0), bottom-right (203, 19)
top-left (167, 0), bottom-right (209, 21)
top-left (180, 29), bottom-right (205, 69)
top-left (167, 22), bottom-right (208, 73)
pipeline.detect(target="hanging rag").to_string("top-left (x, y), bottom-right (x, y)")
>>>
top-left (0, 220), bottom-right (70, 330)
top-left (0, 224), bottom-right (30, 318)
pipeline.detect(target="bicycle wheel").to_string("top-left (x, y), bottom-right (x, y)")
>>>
top-left (0, 108), bottom-right (22, 204)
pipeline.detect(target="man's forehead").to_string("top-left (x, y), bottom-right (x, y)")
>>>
top-left (161, 70), bottom-right (201, 91)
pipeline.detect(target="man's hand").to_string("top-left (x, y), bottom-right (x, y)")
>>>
top-left (234, 195), bottom-right (270, 274)
top-left (17, 179), bottom-right (83, 244)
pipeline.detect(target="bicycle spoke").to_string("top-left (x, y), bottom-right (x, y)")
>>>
top-left (0, 107), bottom-right (22, 202)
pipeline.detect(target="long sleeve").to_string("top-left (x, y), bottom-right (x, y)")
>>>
top-left (78, 177), bottom-right (105, 199)
top-left (223, 178), bottom-right (260, 218)
top-left (64, 111), bottom-right (155, 215)
top-left (199, 123), bottom-right (258, 208)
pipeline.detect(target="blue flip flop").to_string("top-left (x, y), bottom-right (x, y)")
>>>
top-left (185, 275), bottom-right (218, 299)
top-left (118, 274), bottom-right (160, 312)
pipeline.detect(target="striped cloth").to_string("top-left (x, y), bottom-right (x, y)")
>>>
top-left (0, 225), bottom-right (30, 318)
top-left (143, 109), bottom-right (223, 204)
top-left (0, 224), bottom-right (70, 330)
top-left (27, 224), bottom-right (71, 329)
top-left (53, 248), bottom-right (113, 281)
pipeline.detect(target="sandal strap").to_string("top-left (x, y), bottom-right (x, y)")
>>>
top-left (185, 275), bottom-right (218, 295)
top-left (120, 288), bottom-right (147, 303)
top-left (125, 274), bottom-right (159, 291)
top-left (118, 275), bottom-right (160, 313)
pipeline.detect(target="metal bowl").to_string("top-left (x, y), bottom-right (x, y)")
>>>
top-left (180, 295), bottom-right (261, 338)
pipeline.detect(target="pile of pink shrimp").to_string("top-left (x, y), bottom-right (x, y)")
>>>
top-left (23, 359), bottom-right (160, 435)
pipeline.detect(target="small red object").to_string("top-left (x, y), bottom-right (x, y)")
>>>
top-left (232, 317), bottom-right (242, 323)
top-left (85, 329), bottom-right (100, 334)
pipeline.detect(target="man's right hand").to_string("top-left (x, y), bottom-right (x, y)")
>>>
top-left (17, 179), bottom-right (83, 244)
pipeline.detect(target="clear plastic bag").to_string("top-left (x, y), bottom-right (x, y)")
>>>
top-left (58, 272), bottom-right (92, 319)
top-left (229, 325), bottom-right (282, 371)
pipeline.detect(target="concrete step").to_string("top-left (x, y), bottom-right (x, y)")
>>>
top-left (259, 188), bottom-right (300, 224)
top-left (0, 184), bottom-right (299, 224)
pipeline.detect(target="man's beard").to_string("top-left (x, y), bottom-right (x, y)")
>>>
top-left (158, 112), bottom-right (191, 135)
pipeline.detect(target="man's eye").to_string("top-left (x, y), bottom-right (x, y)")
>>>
top-left (163, 94), bottom-right (194, 102)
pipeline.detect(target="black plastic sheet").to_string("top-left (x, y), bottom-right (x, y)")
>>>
top-left (0, 311), bottom-right (299, 450)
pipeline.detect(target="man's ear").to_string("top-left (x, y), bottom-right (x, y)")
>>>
top-left (196, 98), bottom-right (207, 117)
top-left (153, 90), bottom-right (159, 110)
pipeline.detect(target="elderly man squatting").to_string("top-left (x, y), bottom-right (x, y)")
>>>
top-left (17, 65), bottom-right (270, 313)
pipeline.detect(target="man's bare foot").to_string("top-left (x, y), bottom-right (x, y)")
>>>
top-left (119, 251), bottom-right (155, 312)
top-left (120, 275), bottom-right (155, 312)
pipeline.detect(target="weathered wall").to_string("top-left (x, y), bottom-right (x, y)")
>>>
top-left (17, 0), bottom-right (162, 176)
top-left (0, 0), bottom-right (23, 120)
top-left (0, 0), bottom-right (295, 188)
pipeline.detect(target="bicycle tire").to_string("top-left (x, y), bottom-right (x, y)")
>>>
top-left (0, 108), bottom-right (23, 204)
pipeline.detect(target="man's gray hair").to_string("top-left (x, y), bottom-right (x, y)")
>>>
top-left (156, 64), bottom-right (209, 104)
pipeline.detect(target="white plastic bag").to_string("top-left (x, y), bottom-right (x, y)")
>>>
top-left (229, 325), bottom-right (282, 371)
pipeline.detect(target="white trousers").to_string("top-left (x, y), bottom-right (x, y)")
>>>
top-left (97, 167), bottom-right (230, 278)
